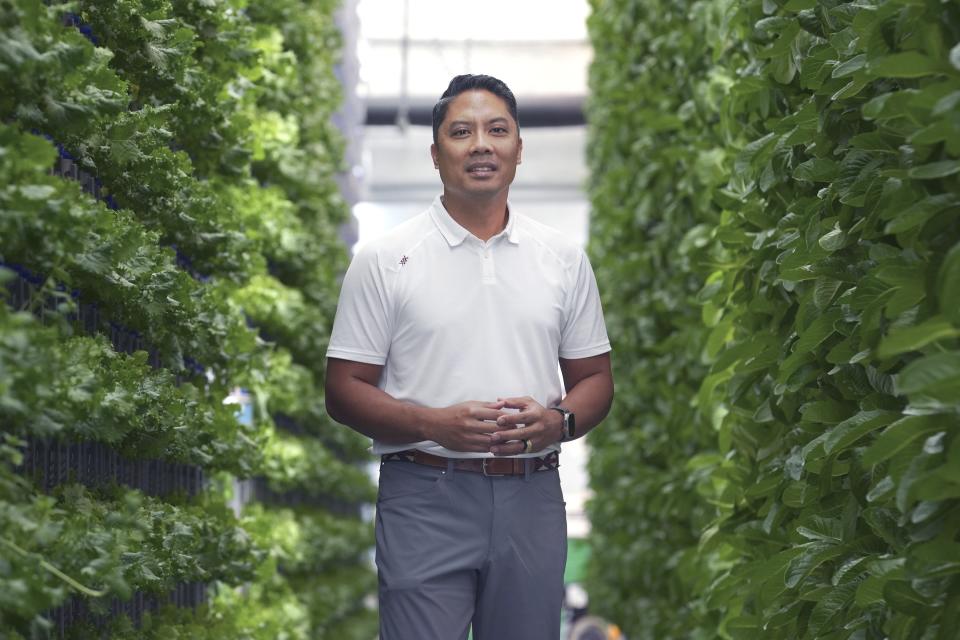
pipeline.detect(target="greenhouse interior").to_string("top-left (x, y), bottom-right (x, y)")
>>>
top-left (1, 0), bottom-right (958, 638)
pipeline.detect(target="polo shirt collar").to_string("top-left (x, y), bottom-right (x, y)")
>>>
top-left (429, 195), bottom-right (521, 247)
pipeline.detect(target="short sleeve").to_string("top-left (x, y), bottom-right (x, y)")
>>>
top-left (559, 249), bottom-right (611, 359)
top-left (326, 245), bottom-right (393, 365)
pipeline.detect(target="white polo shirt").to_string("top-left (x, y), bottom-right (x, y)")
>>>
top-left (327, 195), bottom-right (610, 458)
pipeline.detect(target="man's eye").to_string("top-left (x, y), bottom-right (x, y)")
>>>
top-left (492, 127), bottom-right (508, 134)
top-left (452, 129), bottom-right (469, 136)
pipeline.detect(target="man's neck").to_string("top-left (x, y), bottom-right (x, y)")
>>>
top-left (440, 192), bottom-right (510, 242)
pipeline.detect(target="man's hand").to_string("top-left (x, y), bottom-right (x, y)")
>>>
top-left (488, 396), bottom-right (564, 456)
top-left (425, 400), bottom-right (510, 453)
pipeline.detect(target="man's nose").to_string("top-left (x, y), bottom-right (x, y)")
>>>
top-left (470, 132), bottom-right (492, 153)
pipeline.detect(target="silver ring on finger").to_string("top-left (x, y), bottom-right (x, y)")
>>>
top-left (522, 438), bottom-right (533, 454)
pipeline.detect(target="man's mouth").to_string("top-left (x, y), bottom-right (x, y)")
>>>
top-left (466, 163), bottom-right (497, 174)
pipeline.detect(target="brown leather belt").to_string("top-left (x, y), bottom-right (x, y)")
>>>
top-left (382, 449), bottom-right (560, 476)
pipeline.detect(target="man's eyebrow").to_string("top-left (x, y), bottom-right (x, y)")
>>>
top-left (446, 117), bottom-right (511, 128)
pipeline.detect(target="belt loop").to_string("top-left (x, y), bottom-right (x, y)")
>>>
top-left (446, 457), bottom-right (455, 476)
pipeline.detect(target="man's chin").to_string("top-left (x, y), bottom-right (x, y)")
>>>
top-left (463, 182), bottom-right (510, 197)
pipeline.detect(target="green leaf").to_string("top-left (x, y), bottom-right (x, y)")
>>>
top-left (808, 581), bottom-right (858, 635)
top-left (800, 47), bottom-right (836, 90)
top-left (938, 243), bottom-right (960, 323)
top-left (863, 510), bottom-right (904, 550)
top-left (697, 272), bottom-right (725, 303)
top-left (862, 93), bottom-right (892, 120)
top-left (867, 52), bottom-right (945, 79)
top-left (877, 315), bottom-right (960, 358)
top-left (744, 473), bottom-right (781, 498)
top-left (866, 476), bottom-right (895, 502)
top-left (836, 149), bottom-right (883, 206)
top-left (827, 338), bottom-right (857, 364)
top-left (795, 309), bottom-right (842, 354)
top-left (833, 556), bottom-right (868, 587)
top-left (909, 118), bottom-right (958, 145)
top-left (794, 158), bottom-right (839, 183)
top-left (818, 225), bottom-right (846, 252)
top-left (735, 133), bottom-right (778, 176)
top-left (783, 481), bottom-right (816, 508)
top-left (713, 334), bottom-right (776, 372)
top-left (913, 478), bottom-right (960, 505)
top-left (18, 184), bottom-right (56, 200)
top-left (785, 543), bottom-right (845, 589)
top-left (725, 616), bottom-right (760, 636)
top-left (109, 138), bottom-right (141, 166)
top-left (855, 574), bottom-right (889, 608)
top-left (908, 161), bottom-right (960, 179)
top-left (800, 400), bottom-right (853, 424)
top-left (875, 262), bottom-right (923, 288)
top-left (796, 516), bottom-right (843, 543)
top-left (849, 132), bottom-right (896, 152)
top-left (932, 91), bottom-right (960, 117)
top-left (896, 352), bottom-right (960, 396)
top-left (831, 77), bottom-right (868, 101)
top-left (884, 194), bottom-right (959, 234)
top-left (913, 540), bottom-right (960, 576)
top-left (884, 581), bottom-right (931, 616)
top-left (832, 54), bottom-right (866, 79)
top-left (861, 415), bottom-right (948, 466)
top-left (861, 90), bottom-right (918, 122)
top-left (814, 278), bottom-right (843, 310)
top-left (824, 410), bottom-right (899, 455)
top-left (757, 22), bottom-right (801, 59)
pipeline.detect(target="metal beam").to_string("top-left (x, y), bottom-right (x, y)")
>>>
top-left (365, 95), bottom-right (586, 127)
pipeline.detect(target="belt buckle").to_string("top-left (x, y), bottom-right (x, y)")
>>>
top-left (481, 458), bottom-right (506, 477)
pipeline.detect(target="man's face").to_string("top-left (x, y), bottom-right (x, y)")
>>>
top-left (431, 89), bottom-right (522, 202)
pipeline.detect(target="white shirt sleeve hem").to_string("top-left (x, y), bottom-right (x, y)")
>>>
top-left (326, 347), bottom-right (387, 366)
top-left (559, 343), bottom-right (612, 360)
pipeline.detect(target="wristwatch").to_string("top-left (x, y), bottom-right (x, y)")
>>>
top-left (550, 407), bottom-right (575, 442)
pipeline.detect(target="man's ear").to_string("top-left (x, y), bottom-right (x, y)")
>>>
top-left (430, 143), bottom-right (439, 169)
top-left (516, 137), bottom-right (523, 165)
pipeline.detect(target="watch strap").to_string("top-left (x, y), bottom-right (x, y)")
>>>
top-left (549, 407), bottom-right (574, 441)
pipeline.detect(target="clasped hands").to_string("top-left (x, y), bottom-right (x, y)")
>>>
top-left (430, 396), bottom-right (564, 455)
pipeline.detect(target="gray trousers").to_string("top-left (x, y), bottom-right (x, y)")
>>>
top-left (375, 459), bottom-right (567, 640)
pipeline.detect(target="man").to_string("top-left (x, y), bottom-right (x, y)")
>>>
top-left (325, 74), bottom-right (613, 640)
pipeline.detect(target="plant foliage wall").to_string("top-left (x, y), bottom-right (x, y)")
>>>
top-left (586, 0), bottom-right (960, 638)
top-left (1, 0), bottom-right (375, 637)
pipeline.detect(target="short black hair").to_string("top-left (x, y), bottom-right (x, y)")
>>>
top-left (432, 74), bottom-right (519, 144)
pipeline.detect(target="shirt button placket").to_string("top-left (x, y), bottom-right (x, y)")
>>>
top-left (482, 246), bottom-right (495, 283)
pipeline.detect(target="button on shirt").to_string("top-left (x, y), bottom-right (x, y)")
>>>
top-left (326, 195), bottom-right (611, 458)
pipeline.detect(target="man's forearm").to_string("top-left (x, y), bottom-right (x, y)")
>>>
top-left (556, 371), bottom-right (614, 439)
top-left (326, 358), bottom-right (513, 453)
top-left (326, 376), bottom-right (433, 444)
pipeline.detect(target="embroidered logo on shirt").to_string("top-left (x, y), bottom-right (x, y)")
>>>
top-left (399, 255), bottom-right (409, 266)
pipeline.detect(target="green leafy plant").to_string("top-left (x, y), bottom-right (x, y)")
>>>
top-left (587, 0), bottom-right (960, 638)
top-left (0, 123), bottom-right (263, 379)
top-left (1, 0), bottom-right (375, 636)
top-left (261, 429), bottom-right (375, 504)
top-left (241, 503), bottom-right (372, 574)
top-left (0, 303), bottom-right (265, 474)
top-left (0, 452), bottom-right (262, 636)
